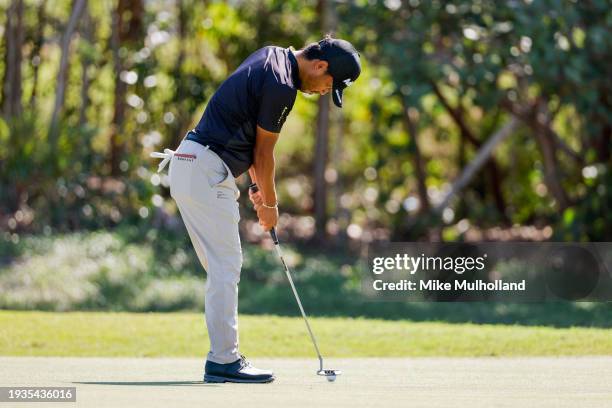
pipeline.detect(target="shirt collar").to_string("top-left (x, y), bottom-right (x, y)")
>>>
top-left (287, 48), bottom-right (302, 90)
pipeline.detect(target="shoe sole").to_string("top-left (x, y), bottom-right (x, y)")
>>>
top-left (204, 374), bottom-right (275, 384)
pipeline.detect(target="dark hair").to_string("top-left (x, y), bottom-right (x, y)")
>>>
top-left (301, 34), bottom-right (333, 60)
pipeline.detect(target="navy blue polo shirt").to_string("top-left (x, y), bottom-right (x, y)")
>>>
top-left (187, 46), bottom-right (300, 177)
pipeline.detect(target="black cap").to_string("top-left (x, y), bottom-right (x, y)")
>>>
top-left (318, 38), bottom-right (361, 108)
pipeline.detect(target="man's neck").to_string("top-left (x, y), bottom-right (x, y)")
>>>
top-left (293, 50), bottom-right (307, 90)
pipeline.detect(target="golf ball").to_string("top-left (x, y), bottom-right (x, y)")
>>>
top-left (326, 374), bottom-right (336, 382)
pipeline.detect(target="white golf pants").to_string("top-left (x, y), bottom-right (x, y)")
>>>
top-left (167, 139), bottom-right (242, 364)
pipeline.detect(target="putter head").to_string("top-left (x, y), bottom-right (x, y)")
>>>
top-left (317, 370), bottom-right (342, 377)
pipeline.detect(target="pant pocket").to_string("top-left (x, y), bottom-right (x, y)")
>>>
top-left (206, 164), bottom-right (229, 189)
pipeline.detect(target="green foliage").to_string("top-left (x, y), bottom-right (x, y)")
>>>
top-left (555, 165), bottom-right (611, 240)
top-left (340, 0), bottom-right (610, 237)
top-left (0, 228), bottom-right (358, 314)
top-left (1, 230), bottom-right (611, 329)
top-left (0, 0), bottom-right (609, 245)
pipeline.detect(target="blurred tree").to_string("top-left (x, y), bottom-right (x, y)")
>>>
top-left (166, 0), bottom-right (190, 149)
top-left (431, 82), bottom-right (509, 219)
top-left (0, 0), bottom-right (608, 241)
top-left (400, 100), bottom-right (430, 214)
top-left (77, 1), bottom-right (94, 128)
top-left (1, 0), bottom-right (24, 119)
top-left (48, 0), bottom-right (87, 151)
top-left (435, 117), bottom-right (519, 212)
top-left (341, 0), bottom-right (610, 240)
top-left (28, 0), bottom-right (46, 110)
top-left (313, 0), bottom-right (333, 241)
top-left (109, 0), bottom-right (144, 176)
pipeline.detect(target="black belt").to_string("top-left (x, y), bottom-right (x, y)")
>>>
top-left (185, 130), bottom-right (224, 158)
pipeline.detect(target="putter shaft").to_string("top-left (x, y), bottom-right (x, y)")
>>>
top-left (270, 227), bottom-right (324, 373)
top-left (249, 183), bottom-right (324, 373)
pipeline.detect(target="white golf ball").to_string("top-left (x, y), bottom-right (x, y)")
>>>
top-left (326, 374), bottom-right (336, 382)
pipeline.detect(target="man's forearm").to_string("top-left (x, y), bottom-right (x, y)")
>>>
top-left (253, 154), bottom-right (277, 206)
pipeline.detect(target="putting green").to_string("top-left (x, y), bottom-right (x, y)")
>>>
top-left (0, 356), bottom-right (610, 407)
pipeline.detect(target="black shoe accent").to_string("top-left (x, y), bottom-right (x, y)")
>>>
top-left (204, 355), bottom-right (275, 384)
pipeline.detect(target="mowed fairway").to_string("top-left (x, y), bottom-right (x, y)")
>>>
top-left (1, 310), bottom-right (611, 357)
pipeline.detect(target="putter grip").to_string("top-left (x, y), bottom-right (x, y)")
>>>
top-left (248, 183), bottom-right (279, 244)
top-left (270, 227), bottom-right (279, 244)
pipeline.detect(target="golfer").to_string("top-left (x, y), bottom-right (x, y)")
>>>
top-left (152, 36), bottom-right (361, 383)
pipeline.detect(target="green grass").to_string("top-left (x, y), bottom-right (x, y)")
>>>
top-left (1, 310), bottom-right (611, 357)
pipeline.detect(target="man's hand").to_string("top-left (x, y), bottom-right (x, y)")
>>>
top-left (249, 189), bottom-right (263, 211)
top-left (257, 205), bottom-right (278, 231)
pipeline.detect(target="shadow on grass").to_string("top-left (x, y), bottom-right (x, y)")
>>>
top-left (240, 296), bottom-right (612, 328)
top-left (237, 243), bottom-right (612, 328)
top-left (73, 381), bottom-right (215, 387)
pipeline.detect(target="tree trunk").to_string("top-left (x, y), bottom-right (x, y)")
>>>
top-left (78, 1), bottom-right (94, 127)
top-left (168, 0), bottom-right (190, 150)
top-left (401, 100), bottom-right (430, 213)
top-left (432, 81), bottom-right (509, 220)
top-left (312, 0), bottom-right (333, 241)
top-left (534, 129), bottom-right (571, 211)
top-left (435, 117), bottom-right (519, 213)
top-left (109, 0), bottom-right (143, 175)
top-left (109, 4), bottom-right (125, 176)
top-left (504, 97), bottom-right (572, 211)
top-left (48, 0), bottom-right (87, 149)
top-left (532, 100), bottom-right (571, 210)
top-left (595, 90), bottom-right (611, 163)
top-left (487, 155), bottom-right (508, 221)
top-left (2, 0), bottom-right (24, 119)
top-left (28, 1), bottom-right (46, 109)
top-left (550, 129), bottom-right (584, 165)
top-left (313, 94), bottom-right (330, 239)
top-left (332, 110), bottom-right (349, 242)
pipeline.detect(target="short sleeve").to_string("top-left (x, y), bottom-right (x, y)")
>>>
top-left (257, 79), bottom-right (296, 133)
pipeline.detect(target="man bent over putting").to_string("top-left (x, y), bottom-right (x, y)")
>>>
top-left (153, 36), bottom-right (360, 383)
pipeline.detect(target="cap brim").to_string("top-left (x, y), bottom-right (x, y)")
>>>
top-left (332, 86), bottom-right (344, 108)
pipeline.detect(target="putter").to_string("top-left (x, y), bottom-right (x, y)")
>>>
top-left (249, 183), bottom-right (341, 382)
